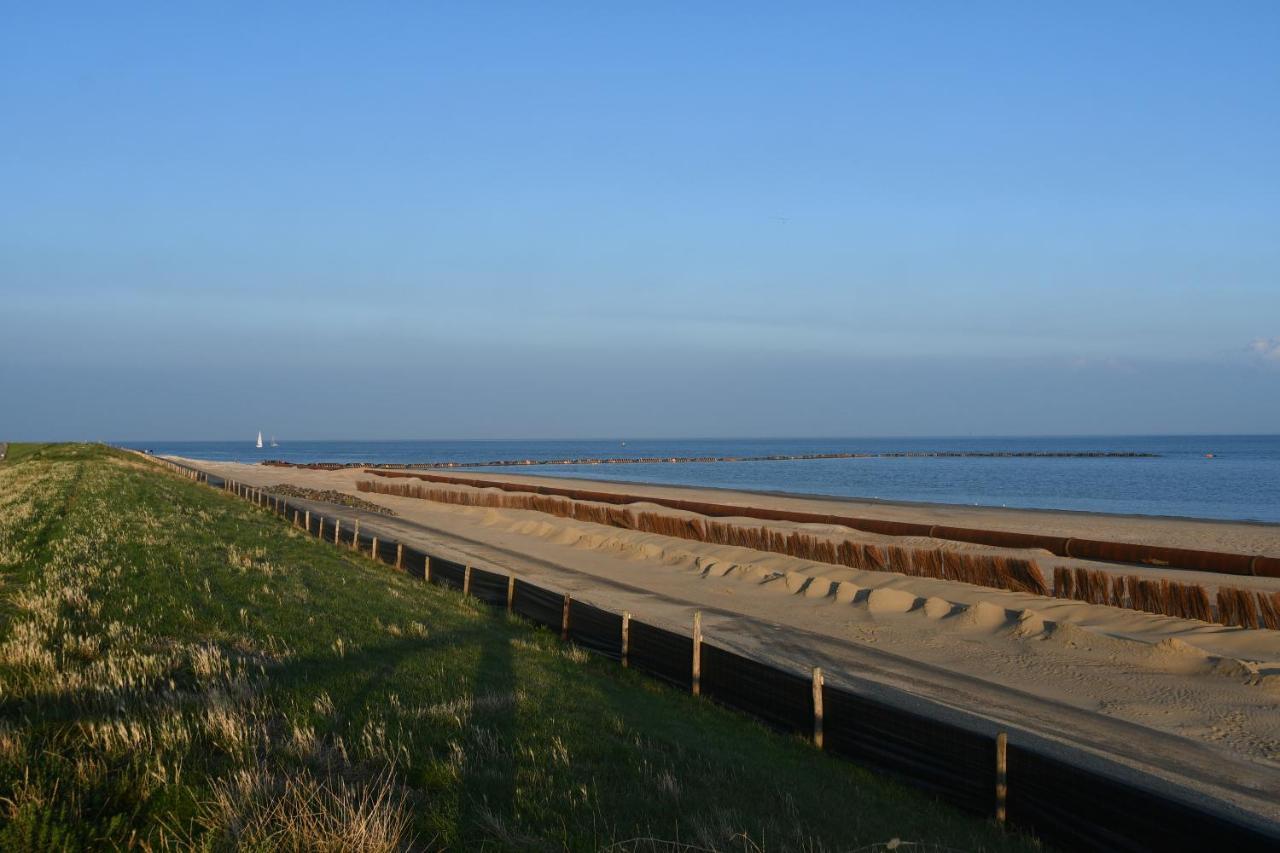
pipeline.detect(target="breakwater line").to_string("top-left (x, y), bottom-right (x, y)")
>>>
top-left (265, 449), bottom-right (1159, 471)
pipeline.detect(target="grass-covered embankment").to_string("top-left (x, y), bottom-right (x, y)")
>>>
top-left (0, 444), bottom-right (1036, 851)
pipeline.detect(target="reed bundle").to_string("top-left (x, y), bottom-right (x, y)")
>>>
top-left (1217, 587), bottom-right (1280, 630)
top-left (357, 479), bottom-right (1049, 597)
top-left (1052, 566), bottom-right (1213, 622)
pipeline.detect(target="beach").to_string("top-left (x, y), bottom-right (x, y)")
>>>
top-left (182, 457), bottom-right (1280, 824)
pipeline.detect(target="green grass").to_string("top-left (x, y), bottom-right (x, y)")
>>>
top-left (0, 442), bottom-right (48, 465)
top-left (0, 444), bottom-right (1038, 851)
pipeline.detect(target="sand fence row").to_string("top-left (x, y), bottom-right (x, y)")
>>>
top-left (356, 477), bottom-right (1280, 631)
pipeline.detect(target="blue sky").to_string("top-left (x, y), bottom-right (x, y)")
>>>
top-left (2, 3), bottom-right (1278, 439)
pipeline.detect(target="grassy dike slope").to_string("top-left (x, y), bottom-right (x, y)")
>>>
top-left (0, 444), bottom-right (1035, 851)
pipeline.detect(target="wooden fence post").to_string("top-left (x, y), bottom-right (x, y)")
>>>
top-left (396, 543), bottom-right (403, 570)
top-left (692, 611), bottom-right (702, 696)
top-left (424, 556), bottom-right (432, 583)
top-left (293, 510), bottom-right (299, 527)
top-left (371, 536), bottom-right (379, 562)
top-left (621, 612), bottom-right (631, 668)
top-left (334, 519), bottom-right (341, 545)
top-left (995, 732), bottom-right (1008, 825)
top-left (352, 520), bottom-right (360, 551)
top-left (561, 594), bottom-right (571, 641)
top-left (506, 576), bottom-right (515, 613)
top-left (812, 667), bottom-right (824, 748)
top-left (316, 516), bottom-right (323, 539)
top-left (463, 565), bottom-right (472, 596)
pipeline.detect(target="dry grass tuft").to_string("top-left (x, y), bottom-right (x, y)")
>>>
top-left (198, 766), bottom-right (416, 852)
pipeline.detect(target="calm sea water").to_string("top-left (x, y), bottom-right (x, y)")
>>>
top-left (119, 436), bottom-right (1280, 523)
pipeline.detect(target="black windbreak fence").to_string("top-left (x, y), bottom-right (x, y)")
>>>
top-left (567, 600), bottom-right (622, 661)
top-left (143, 453), bottom-right (1280, 853)
top-left (1006, 744), bottom-right (1272, 852)
top-left (823, 687), bottom-right (994, 815)
top-left (512, 579), bottom-right (562, 630)
top-left (470, 568), bottom-right (509, 607)
top-left (401, 546), bottom-right (428, 580)
top-left (701, 644), bottom-right (812, 736)
top-left (628, 620), bottom-right (693, 691)
top-left (430, 557), bottom-right (466, 590)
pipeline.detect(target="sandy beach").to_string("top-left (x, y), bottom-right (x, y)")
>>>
top-left (182, 458), bottom-right (1280, 823)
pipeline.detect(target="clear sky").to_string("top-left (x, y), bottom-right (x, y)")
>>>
top-left (2, 3), bottom-right (1278, 440)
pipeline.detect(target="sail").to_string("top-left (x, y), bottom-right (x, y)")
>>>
top-left (256, 431), bottom-right (264, 448)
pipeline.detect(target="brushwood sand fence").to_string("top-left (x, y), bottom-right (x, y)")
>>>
top-left (143, 454), bottom-right (1280, 852)
top-left (358, 474), bottom-right (1280, 631)
top-left (360, 468), bottom-right (1280, 577)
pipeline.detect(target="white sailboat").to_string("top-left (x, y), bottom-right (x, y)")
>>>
top-left (270, 436), bottom-right (279, 448)
top-left (256, 431), bottom-right (264, 449)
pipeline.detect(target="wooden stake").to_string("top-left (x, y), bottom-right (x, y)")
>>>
top-left (371, 536), bottom-right (379, 562)
top-left (293, 510), bottom-right (299, 527)
top-left (463, 565), bottom-right (472, 596)
top-left (334, 518), bottom-right (341, 545)
top-left (621, 611), bottom-right (631, 667)
top-left (506, 575), bottom-right (516, 613)
top-left (995, 732), bottom-right (1008, 824)
top-left (396, 543), bottom-right (403, 570)
top-left (812, 667), bottom-right (824, 749)
top-left (424, 556), bottom-right (432, 583)
top-left (352, 520), bottom-right (360, 551)
top-left (692, 611), bottom-right (702, 696)
top-left (561, 594), bottom-right (571, 641)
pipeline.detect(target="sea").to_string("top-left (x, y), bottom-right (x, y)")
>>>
top-left (117, 436), bottom-right (1280, 524)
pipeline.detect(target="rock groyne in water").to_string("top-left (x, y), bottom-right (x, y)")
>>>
top-left (263, 449), bottom-right (1159, 471)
